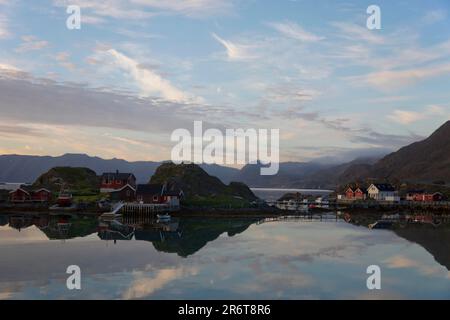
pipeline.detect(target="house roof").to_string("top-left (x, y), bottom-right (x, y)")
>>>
top-left (101, 171), bottom-right (135, 181)
top-left (110, 184), bottom-right (136, 193)
top-left (136, 184), bottom-right (163, 196)
top-left (372, 183), bottom-right (396, 192)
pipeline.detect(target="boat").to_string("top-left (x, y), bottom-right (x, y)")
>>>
top-left (57, 185), bottom-right (73, 208)
top-left (157, 213), bottom-right (171, 222)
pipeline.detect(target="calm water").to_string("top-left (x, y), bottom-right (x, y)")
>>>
top-left (251, 188), bottom-right (333, 201)
top-left (0, 213), bottom-right (449, 300)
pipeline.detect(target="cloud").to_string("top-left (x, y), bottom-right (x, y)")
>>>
top-left (351, 130), bottom-right (423, 148)
top-left (387, 105), bottom-right (449, 125)
top-left (0, 14), bottom-right (10, 39)
top-left (131, 0), bottom-right (233, 17)
top-left (55, 52), bottom-right (76, 70)
top-left (384, 255), bottom-right (444, 276)
top-left (123, 266), bottom-right (198, 299)
top-left (387, 110), bottom-right (424, 124)
top-left (358, 63), bottom-right (450, 90)
top-left (106, 49), bottom-right (197, 103)
top-left (212, 33), bottom-right (257, 61)
top-left (331, 22), bottom-right (385, 45)
top-left (15, 35), bottom-right (49, 53)
top-left (269, 21), bottom-right (324, 42)
top-left (53, 0), bottom-right (232, 20)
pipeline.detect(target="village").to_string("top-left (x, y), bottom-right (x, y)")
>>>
top-left (0, 170), bottom-right (184, 214)
top-left (2, 169), bottom-right (450, 215)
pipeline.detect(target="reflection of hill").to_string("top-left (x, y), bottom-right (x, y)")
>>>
top-left (394, 226), bottom-right (450, 271)
top-left (151, 218), bottom-right (258, 257)
top-left (40, 216), bottom-right (97, 240)
top-left (0, 215), bottom-right (8, 226)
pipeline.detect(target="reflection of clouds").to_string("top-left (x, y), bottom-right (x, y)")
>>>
top-left (0, 226), bottom-right (48, 243)
top-left (384, 255), bottom-right (445, 277)
top-left (122, 266), bottom-right (198, 299)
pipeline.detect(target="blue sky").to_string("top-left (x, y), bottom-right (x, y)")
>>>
top-left (0, 0), bottom-right (449, 163)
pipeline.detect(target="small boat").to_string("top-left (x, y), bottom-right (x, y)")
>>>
top-left (157, 213), bottom-right (171, 222)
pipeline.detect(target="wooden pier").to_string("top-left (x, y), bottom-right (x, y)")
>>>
top-left (120, 203), bottom-right (180, 214)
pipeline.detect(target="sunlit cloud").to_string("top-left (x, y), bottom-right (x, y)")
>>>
top-left (123, 266), bottom-right (198, 299)
top-left (212, 33), bottom-right (257, 61)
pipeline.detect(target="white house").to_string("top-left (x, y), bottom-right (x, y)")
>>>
top-left (367, 183), bottom-right (398, 201)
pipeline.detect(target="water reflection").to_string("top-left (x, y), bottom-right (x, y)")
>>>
top-left (0, 212), bottom-right (449, 299)
top-left (0, 213), bottom-right (259, 258)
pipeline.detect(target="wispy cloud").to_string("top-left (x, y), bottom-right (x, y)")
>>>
top-left (269, 21), bottom-right (324, 42)
top-left (106, 49), bottom-right (198, 103)
top-left (331, 22), bottom-right (385, 45)
top-left (387, 110), bottom-right (424, 124)
top-left (15, 35), bottom-right (49, 53)
top-left (357, 63), bottom-right (450, 90)
top-left (53, 0), bottom-right (233, 20)
top-left (212, 33), bottom-right (257, 61)
top-left (0, 14), bottom-right (10, 39)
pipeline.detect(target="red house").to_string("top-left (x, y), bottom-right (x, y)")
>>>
top-left (345, 187), bottom-right (367, 200)
top-left (9, 187), bottom-right (52, 203)
top-left (9, 187), bottom-right (31, 202)
top-left (407, 190), bottom-right (444, 202)
top-left (31, 188), bottom-right (52, 202)
top-left (100, 170), bottom-right (136, 193)
top-left (345, 187), bottom-right (355, 199)
top-left (354, 188), bottom-right (367, 200)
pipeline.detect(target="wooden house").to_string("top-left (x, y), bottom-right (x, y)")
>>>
top-left (100, 170), bottom-right (136, 193)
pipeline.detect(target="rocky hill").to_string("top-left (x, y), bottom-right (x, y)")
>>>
top-left (32, 167), bottom-right (100, 195)
top-left (149, 162), bottom-right (258, 205)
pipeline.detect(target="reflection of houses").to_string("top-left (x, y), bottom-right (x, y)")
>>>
top-left (100, 171), bottom-right (136, 193)
top-left (367, 183), bottom-right (399, 201)
top-left (136, 184), bottom-right (183, 206)
top-left (9, 186), bottom-right (52, 203)
top-left (406, 190), bottom-right (444, 202)
top-left (8, 215), bottom-right (34, 231)
top-left (345, 187), bottom-right (367, 200)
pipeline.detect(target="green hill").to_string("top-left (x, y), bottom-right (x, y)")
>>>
top-left (149, 162), bottom-right (258, 207)
top-left (32, 167), bottom-right (100, 196)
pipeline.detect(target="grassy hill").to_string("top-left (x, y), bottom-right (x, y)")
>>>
top-left (32, 167), bottom-right (100, 196)
top-left (150, 162), bottom-right (258, 207)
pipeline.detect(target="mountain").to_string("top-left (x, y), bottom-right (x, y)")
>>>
top-left (365, 121), bottom-right (450, 183)
top-left (150, 162), bottom-right (257, 202)
top-left (290, 157), bottom-right (379, 189)
top-left (237, 161), bottom-right (328, 188)
top-left (0, 153), bottom-right (239, 184)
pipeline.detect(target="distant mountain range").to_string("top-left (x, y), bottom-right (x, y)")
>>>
top-left (1, 121), bottom-right (449, 188)
top-left (0, 153), bottom-right (239, 184)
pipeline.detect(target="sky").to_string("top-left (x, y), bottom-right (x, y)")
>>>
top-left (0, 0), bottom-right (449, 164)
